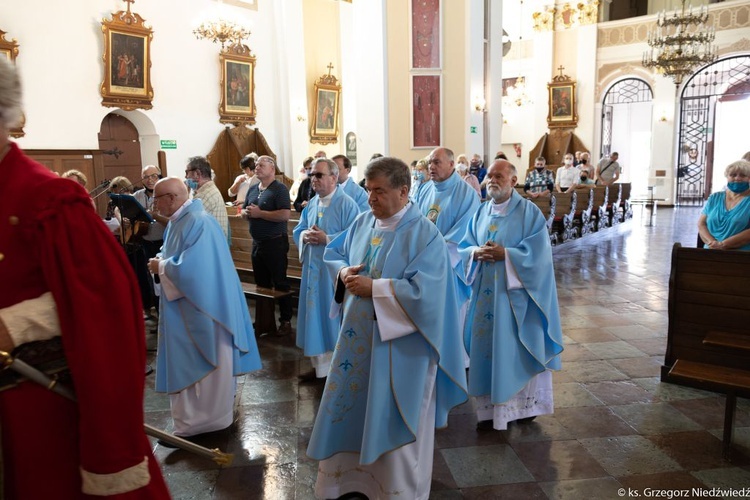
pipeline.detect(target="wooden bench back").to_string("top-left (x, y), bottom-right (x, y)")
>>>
top-left (229, 211), bottom-right (302, 279)
top-left (662, 243), bottom-right (750, 389)
top-left (514, 186), bottom-right (527, 198)
top-left (552, 191), bottom-right (576, 220)
top-left (591, 186), bottom-right (608, 210)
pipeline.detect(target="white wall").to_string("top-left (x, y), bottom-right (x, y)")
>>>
top-left (1, 0), bottom-right (303, 176)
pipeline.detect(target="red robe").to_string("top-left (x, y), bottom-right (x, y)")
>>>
top-left (0, 143), bottom-right (170, 499)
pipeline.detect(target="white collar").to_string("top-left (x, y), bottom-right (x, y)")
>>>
top-left (375, 202), bottom-right (410, 230)
top-left (170, 199), bottom-right (193, 222)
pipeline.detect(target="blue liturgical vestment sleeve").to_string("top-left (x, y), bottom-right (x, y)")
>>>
top-left (155, 200), bottom-right (261, 393)
top-left (307, 203), bottom-right (467, 465)
top-left (458, 191), bottom-right (564, 403)
top-left (292, 188), bottom-right (360, 357)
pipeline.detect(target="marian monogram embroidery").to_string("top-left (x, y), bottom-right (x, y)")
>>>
top-left (426, 204), bottom-right (440, 224)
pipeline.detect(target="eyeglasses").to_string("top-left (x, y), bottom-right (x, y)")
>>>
top-left (142, 174), bottom-right (159, 181)
top-left (310, 172), bottom-right (330, 179)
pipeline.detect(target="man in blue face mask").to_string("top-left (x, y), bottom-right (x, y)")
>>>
top-left (185, 156), bottom-right (229, 242)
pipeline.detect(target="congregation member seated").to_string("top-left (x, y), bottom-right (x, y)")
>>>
top-left (698, 159), bottom-right (750, 251)
top-left (524, 156), bottom-right (554, 198)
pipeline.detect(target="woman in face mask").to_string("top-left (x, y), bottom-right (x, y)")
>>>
top-left (409, 157), bottom-right (430, 201)
top-left (698, 160), bottom-right (750, 251)
top-left (456, 161), bottom-right (482, 197)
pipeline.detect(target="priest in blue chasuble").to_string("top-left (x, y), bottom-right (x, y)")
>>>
top-left (459, 159), bottom-right (564, 430)
top-left (308, 157), bottom-right (468, 500)
top-left (293, 158), bottom-right (359, 380)
top-left (148, 178), bottom-right (261, 438)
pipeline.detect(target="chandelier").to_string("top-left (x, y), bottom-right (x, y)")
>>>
top-left (642, 0), bottom-right (716, 86)
top-left (502, 0), bottom-right (533, 108)
top-left (193, 19), bottom-right (251, 49)
top-left (504, 77), bottom-right (533, 107)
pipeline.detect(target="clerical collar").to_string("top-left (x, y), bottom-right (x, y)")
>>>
top-left (489, 196), bottom-right (511, 216)
top-left (318, 187), bottom-right (336, 208)
top-left (375, 202), bottom-right (411, 231)
top-left (170, 198), bottom-right (193, 222)
top-left (340, 177), bottom-right (352, 187)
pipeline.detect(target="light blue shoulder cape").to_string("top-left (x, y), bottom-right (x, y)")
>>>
top-left (341, 179), bottom-right (370, 213)
top-left (155, 200), bottom-right (261, 393)
top-left (307, 203), bottom-right (467, 464)
top-left (458, 190), bottom-right (564, 402)
top-left (292, 188), bottom-right (360, 356)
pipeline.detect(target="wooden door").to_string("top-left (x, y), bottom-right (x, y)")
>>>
top-left (97, 113), bottom-right (143, 191)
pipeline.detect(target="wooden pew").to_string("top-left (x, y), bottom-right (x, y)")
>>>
top-left (572, 187), bottom-right (594, 236)
top-left (228, 208), bottom-right (302, 291)
top-left (587, 186), bottom-right (609, 231)
top-left (527, 195), bottom-right (557, 245)
top-left (551, 192), bottom-right (577, 243)
top-left (619, 182), bottom-right (633, 221)
top-left (662, 243), bottom-right (750, 457)
top-left (606, 184), bottom-right (622, 226)
top-left (241, 283), bottom-right (294, 336)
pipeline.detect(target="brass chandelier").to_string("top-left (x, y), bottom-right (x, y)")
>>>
top-left (193, 19), bottom-right (251, 49)
top-left (642, 0), bottom-right (716, 86)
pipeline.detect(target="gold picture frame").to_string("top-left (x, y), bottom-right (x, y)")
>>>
top-left (219, 44), bottom-right (256, 125)
top-left (1, 29), bottom-right (24, 138)
top-left (310, 68), bottom-right (341, 145)
top-left (547, 71), bottom-right (578, 129)
top-left (100, 5), bottom-right (154, 111)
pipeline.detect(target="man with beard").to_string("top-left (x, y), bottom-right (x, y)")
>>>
top-left (459, 159), bottom-right (564, 430)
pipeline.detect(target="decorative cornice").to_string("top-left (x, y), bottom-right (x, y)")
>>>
top-left (598, 2), bottom-right (750, 48)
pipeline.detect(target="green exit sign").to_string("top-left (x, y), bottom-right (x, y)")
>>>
top-left (470, 126), bottom-right (478, 134)
top-left (160, 140), bottom-right (177, 150)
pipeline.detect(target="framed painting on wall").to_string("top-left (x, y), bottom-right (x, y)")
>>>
top-left (0, 29), bottom-right (24, 137)
top-left (219, 44), bottom-right (256, 125)
top-left (310, 70), bottom-right (341, 145)
top-left (547, 78), bottom-right (578, 128)
top-left (411, 0), bottom-right (441, 69)
top-left (412, 74), bottom-right (441, 148)
top-left (100, 6), bottom-right (154, 110)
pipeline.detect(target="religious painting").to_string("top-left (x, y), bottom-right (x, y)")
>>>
top-left (219, 44), bottom-right (256, 125)
top-left (345, 131), bottom-right (357, 166)
top-left (547, 80), bottom-right (578, 128)
top-left (100, 7), bottom-right (154, 110)
top-left (412, 74), bottom-right (441, 148)
top-left (411, 0), bottom-right (441, 69)
top-left (310, 70), bottom-right (341, 145)
top-left (0, 29), bottom-right (24, 137)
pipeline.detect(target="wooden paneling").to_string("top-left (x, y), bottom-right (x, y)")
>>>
top-left (25, 149), bottom-right (107, 215)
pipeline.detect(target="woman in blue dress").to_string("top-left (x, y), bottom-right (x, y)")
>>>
top-left (698, 160), bottom-right (750, 251)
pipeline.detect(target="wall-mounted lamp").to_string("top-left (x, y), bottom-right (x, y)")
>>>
top-left (473, 96), bottom-right (487, 113)
top-left (659, 114), bottom-right (668, 122)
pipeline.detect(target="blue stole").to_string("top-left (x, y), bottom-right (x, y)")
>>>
top-left (458, 191), bottom-right (564, 403)
top-left (155, 200), bottom-right (261, 393)
top-left (292, 188), bottom-right (360, 356)
top-left (307, 203), bottom-right (467, 464)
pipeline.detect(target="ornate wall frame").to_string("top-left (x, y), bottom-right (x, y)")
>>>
top-left (410, 0), bottom-right (442, 70)
top-left (1, 29), bottom-right (24, 137)
top-left (100, 4), bottom-right (154, 110)
top-left (547, 70), bottom-right (578, 128)
top-left (219, 44), bottom-right (257, 125)
top-left (310, 67), bottom-right (341, 145)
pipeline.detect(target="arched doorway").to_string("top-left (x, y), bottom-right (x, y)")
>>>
top-left (600, 78), bottom-right (654, 196)
top-left (97, 113), bottom-right (143, 189)
top-left (676, 55), bottom-right (750, 206)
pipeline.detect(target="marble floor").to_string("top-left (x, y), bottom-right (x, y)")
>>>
top-left (144, 205), bottom-right (750, 499)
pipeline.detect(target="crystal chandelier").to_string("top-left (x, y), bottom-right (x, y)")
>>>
top-left (193, 19), bottom-right (251, 49)
top-left (642, 0), bottom-right (717, 86)
top-left (504, 77), bottom-right (533, 107)
top-left (502, 0), bottom-right (533, 108)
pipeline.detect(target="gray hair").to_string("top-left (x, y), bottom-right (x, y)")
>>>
top-left (0, 57), bottom-right (23, 129)
top-left (365, 157), bottom-right (411, 190)
top-left (186, 156), bottom-right (212, 179)
top-left (312, 157), bottom-right (339, 177)
top-left (725, 160), bottom-right (750, 178)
